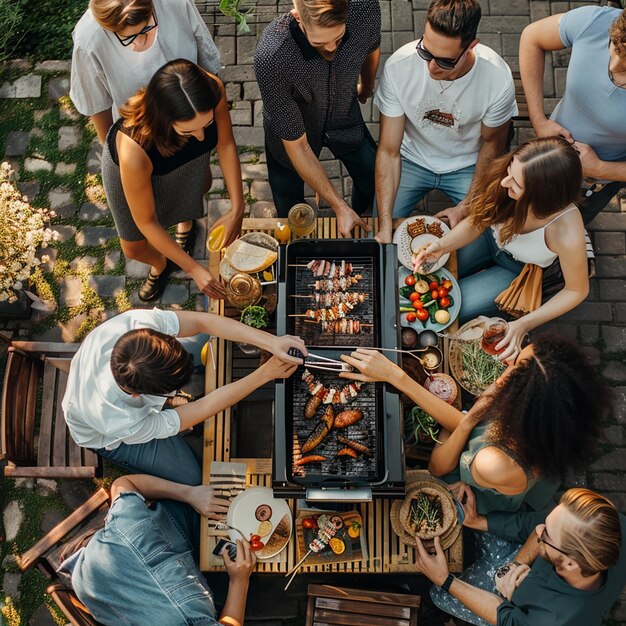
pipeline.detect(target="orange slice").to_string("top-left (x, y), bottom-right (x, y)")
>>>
top-left (329, 538), bottom-right (345, 555)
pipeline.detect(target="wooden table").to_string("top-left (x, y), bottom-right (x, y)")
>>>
top-left (200, 217), bottom-right (462, 574)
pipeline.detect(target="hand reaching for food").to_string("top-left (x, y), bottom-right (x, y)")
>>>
top-left (222, 538), bottom-right (257, 581)
top-left (339, 348), bottom-right (401, 384)
top-left (188, 485), bottom-right (230, 519)
top-left (413, 240), bottom-right (444, 273)
top-left (271, 334), bottom-right (308, 365)
top-left (260, 355), bottom-right (298, 381)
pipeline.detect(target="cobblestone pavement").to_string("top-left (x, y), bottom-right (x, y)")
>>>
top-left (0, 0), bottom-right (624, 624)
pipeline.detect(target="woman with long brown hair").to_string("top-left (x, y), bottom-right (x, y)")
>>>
top-left (101, 59), bottom-right (244, 301)
top-left (415, 136), bottom-right (589, 363)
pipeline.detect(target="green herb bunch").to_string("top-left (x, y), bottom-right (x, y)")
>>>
top-left (404, 406), bottom-right (441, 445)
top-left (240, 304), bottom-right (268, 329)
top-left (409, 493), bottom-right (442, 534)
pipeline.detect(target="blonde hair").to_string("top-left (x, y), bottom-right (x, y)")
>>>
top-left (293, 0), bottom-right (347, 27)
top-left (559, 488), bottom-right (622, 577)
top-left (610, 9), bottom-right (626, 57)
top-left (90, 0), bottom-right (152, 32)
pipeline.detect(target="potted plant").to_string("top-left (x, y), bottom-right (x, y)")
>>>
top-left (0, 162), bottom-right (57, 318)
top-left (237, 304), bottom-right (269, 356)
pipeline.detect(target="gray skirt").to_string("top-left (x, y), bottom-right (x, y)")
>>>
top-left (101, 141), bottom-right (211, 242)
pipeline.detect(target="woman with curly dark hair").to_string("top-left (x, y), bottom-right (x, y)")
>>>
top-left (340, 332), bottom-right (609, 514)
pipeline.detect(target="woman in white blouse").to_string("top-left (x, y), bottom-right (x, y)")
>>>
top-left (70, 0), bottom-right (220, 143)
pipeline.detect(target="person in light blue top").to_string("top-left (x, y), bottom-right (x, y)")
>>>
top-left (520, 5), bottom-right (626, 224)
top-left (66, 474), bottom-right (256, 626)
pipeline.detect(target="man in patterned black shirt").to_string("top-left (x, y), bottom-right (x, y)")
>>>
top-left (254, 0), bottom-right (380, 238)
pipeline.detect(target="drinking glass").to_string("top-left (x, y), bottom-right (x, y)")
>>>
top-left (288, 203), bottom-right (317, 238)
top-left (481, 318), bottom-right (508, 356)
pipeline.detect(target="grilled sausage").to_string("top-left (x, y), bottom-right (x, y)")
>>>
top-left (334, 409), bottom-right (363, 428)
top-left (302, 420), bottom-right (331, 453)
top-left (304, 395), bottom-right (322, 419)
top-left (337, 435), bottom-right (372, 456)
top-left (295, 454), bottom-right (327, 466)
top-left (321, 405), bottom-right (335, 429)
top-left (336, 447), bottom-right (358, 459)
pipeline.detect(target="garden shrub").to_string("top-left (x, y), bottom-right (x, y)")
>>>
top-left (0, 0), bottom-right (23, 62)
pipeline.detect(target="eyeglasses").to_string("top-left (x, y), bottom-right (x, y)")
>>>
top-left (537, 527), bottom-right (569, 557)
top-left (415, 37), bottom-right (469, 70)
top-left (115, 12), bottom-right (158, 47)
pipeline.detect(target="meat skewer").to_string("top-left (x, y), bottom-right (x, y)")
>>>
top-left (293, 259), bottom-right (364, 278)
top-left (302, 369), bottom-right (364, 404)
top-left (307, 275), bottom-right (363, 291)
top-left (301, 405), bottom-right (335, 453)
top-left (291, 291), bottom-right (367, 307)
top-left (303, 319), bottom-right (373, 334)
top-left (289, 302), bottom-right (359, 320)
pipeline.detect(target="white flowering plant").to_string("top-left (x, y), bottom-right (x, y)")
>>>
top-left (0, 162), bottom-right (58, 303)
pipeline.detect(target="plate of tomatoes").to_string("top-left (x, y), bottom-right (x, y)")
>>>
top-left (398, 266), bottom-right (461, 332)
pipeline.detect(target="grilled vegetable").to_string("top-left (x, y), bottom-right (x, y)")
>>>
top-left (334, 409), bottom-right (364, 428)
top-left (302, 420), bottom-right (331, 453)
top-left (321, 405), bottom-right (335, 428)
top-left (337, 435), bottom-right (372, 456)
top-left (337, 447), bottom-right (358, 458)
top-left (304, 395), bottom-right (322, 419)
top-left (295, 454), bottom-right (327, 466)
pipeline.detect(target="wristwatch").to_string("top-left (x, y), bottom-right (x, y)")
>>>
top-left (439, 573), bottom-right (455, 593)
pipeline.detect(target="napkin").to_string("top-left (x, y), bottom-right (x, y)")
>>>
top-left (208, 461), bottom-right (247, 535)
top-left (494, 263), bottom-right (543, 319)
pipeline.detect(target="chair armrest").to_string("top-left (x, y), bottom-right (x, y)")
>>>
top-left (18, 488), bottom-right (109, 573)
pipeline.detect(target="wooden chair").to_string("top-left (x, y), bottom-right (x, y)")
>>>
top-left (305, 584), bottom-right (421, 626)
top-left (1, 341), bottom-right (100, 478)
top-left (17, 488), bottom-right (110, 626)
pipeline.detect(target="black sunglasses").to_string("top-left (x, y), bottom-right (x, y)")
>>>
top-left (416, 37), bottom-right (469, 70)
top-left (537, 527), bottom-right (569, 557)
top-left (115, 12), bottom-right (158, 47)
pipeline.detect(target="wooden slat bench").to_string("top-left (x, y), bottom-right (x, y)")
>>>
top-left (1, 341), bottom-right (100, 478)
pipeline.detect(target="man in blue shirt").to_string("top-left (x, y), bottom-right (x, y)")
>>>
top-left (416, 487), bottom-right (626, 625)
top-left (519, 6), bottom-right (626, 224)
top-left (69, 474), bottom-right (256, 626)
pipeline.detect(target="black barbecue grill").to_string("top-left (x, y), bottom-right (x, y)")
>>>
top-left (274, 239), bottom-right (405, 501)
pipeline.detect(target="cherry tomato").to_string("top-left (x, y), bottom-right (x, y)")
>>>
top-left (429, 281), bottom-right (439, 291)
top-left (250, 534), bottom-right (261, 542)
top-left (250, 540), bottom-right (265, 551)
top-left (439, 296), bottom-right (451, 308)
top-left (442, 279), bottom-right (453, 291)
top-left (406, 312), bottom-right (417, 323)
top-left (437, 287), bottom-right (448, 298)
top-left (412, 299), bottom-right (424, 309)
top-left (405, 274), bottom-right (417, 286)
top-left (302, 518), bottom-right (316, 530)
top-left (416, 309), bottom-right (429, 322)
top-left (409, 292), bottom-right (420, 302)
top-left (431, 289), bottom-right (439, 299)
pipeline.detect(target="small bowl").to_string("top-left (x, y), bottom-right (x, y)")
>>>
top-left (420, 346), bottom-right (443, 370)
top-left (418, 330), bottom-right (439, 348)
top-left (401, 327), bottom-right (419, 349)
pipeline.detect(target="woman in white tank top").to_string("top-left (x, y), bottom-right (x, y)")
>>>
top-left (415, 137), bottom-right (589, 363)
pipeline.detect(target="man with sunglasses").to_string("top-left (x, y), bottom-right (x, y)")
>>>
top-left (520, 6), bottom-right (626, 225)
top-left (62, 308), bottom-right (305, 485)
top-left (416, 487), bottom-right (626, 625)
top-left (374, 0), bottom-right (517, 242)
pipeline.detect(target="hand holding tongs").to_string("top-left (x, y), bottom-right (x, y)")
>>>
top-left (287, 348), bottom-right (354, 372)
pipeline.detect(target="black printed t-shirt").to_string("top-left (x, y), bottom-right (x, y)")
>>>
top-left (254, 0), bottom-right (381, 169)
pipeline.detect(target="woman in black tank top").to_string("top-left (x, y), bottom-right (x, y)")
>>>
top-left (101, 59), bottom-right (245, 302)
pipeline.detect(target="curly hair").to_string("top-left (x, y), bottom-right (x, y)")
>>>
top-left (467, 136), bottom-right (582, 245)
top-left (610, 9), bottom-right (626, 58)
top-left (119, 59), bottom-right (222, 157)
top-left (483, 332), bottom-right (610, 480)
top-left (110, 328), bottom-right (194, 395)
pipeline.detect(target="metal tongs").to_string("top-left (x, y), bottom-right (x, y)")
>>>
top-left (288, 348), bottom-right (353, 372)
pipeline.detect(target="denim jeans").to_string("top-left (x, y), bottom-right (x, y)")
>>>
top-left (579, 181), bottom-right (625, 225)
top-left (266, 126), bottom-right (377, 217)
top-left (457, 230), bottom-right (524, 323)
top-left (72, 492), bottom-right (218, 625)
top-left (97, 433), bottom-right (202, 486)
top-left (391, 158), bottom-right (475, 218)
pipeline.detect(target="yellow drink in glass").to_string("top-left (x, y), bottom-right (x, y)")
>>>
top-left (288, 203), bottom-right (317, 238)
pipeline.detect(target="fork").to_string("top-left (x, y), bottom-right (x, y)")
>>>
top-left (211, 522), bottom-right (246, 540)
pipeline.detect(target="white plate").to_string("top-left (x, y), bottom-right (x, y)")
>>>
top-left (393, 215), bottom-right (450, 272)
top-left (227, 487), bottom-right (292, 560)
top-left (398, 266), bottom-right (461, 333)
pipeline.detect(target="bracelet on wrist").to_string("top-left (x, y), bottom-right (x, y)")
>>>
top-left (439, 573), bottom-right (455, 593)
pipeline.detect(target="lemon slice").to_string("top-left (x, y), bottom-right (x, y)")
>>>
top-left (207, 224), bottom-right (225, 251)
top-left (262, 270), bottom-right (273, 281)
top-left (200, 341), bottom-right (210, 366)
top-left (257, 520), bottom-right (273, 538)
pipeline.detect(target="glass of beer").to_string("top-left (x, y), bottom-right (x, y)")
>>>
top-left (481, 318), bottom-right (508, 356)
top-left (288, 203), bottom-right (317, 238)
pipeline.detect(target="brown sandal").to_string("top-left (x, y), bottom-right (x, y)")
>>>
top-left (138, 263), bottom-right (171, 302)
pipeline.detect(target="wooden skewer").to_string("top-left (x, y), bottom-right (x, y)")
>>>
top-left (303, 319), bottom-right (373, 327)
top-left (289, 293), bottom-right (369, 298)
top-left (288, 263), bottom-right (364, 268)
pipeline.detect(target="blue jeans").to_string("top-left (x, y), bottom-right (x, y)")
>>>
top-left (97, 433), bottom-right (202, 486)
top-left (266, 126), bottom-right (377, 217)
top-left (392, 158), bottom-right (475, 218)
top-left (458, 230), bottom-right (524, 323)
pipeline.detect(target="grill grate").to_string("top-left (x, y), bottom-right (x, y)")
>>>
top-left (293, 256), bottom-right (377, 348)
top-left (289, 348), bottom-right (379, 482)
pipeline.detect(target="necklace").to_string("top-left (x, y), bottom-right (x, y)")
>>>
top-left (609, 69), bottom-right (626, 89)
top-left (438, 80), bottom-right (454, 94)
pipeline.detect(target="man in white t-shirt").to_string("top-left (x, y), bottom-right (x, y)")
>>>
top-left (374, 0), bottom-right (517, 243)
top-left (62, 309), bottom-right (305, 485)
